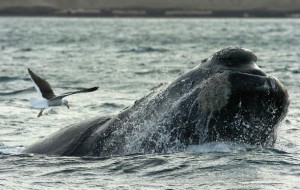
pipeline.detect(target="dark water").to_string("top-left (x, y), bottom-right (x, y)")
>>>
top-left (0, 18), bottom-right (299, 189)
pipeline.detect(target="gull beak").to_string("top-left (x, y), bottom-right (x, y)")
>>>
top-left (65, 103), bottom-right (70, 109)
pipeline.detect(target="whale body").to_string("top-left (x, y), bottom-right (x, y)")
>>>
top-left (23, 47), bottom-right (289, 157)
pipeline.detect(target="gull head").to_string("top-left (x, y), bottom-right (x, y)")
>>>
top-left (62, 99), bottom-right (69, 109)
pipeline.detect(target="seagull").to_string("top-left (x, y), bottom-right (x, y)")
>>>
top-left (28, 68), bottom-right (98, 117)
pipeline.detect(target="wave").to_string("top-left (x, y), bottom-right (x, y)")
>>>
top-left (0, 76), bottom-right (20, 82)
top-left (186, 142), bottom-right (251, 153)
top-left (100, 102), bottom-right (125, 109)
top-left (0, 87), bottom-right (34, 96)
top-left (134, 69), bottom-right (162, 75)
top-left (18, 48), bottom-right (33, 52)
top-left (121, 46), bottom-right (169, 53)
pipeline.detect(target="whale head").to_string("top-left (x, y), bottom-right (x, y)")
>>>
top-left (187, 47), bottom-right (289, 147)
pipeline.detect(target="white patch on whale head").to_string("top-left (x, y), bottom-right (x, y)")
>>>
top-left (197, 74), bottom-right (231, 113)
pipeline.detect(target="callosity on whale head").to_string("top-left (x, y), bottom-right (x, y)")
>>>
top-left (23, 47), bottom-right (289, 157)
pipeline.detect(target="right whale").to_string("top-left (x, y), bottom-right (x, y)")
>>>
top-left (23, 47), bottom-right (289, 157)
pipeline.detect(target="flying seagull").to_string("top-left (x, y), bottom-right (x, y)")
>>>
top-left (28, 68), bottom-right (98, 117)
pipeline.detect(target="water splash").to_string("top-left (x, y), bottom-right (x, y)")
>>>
top-left (187, 141), bottom-right (250, 153)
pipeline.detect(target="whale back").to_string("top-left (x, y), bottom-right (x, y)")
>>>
top-left (24, 117), bottom-right (111, 155)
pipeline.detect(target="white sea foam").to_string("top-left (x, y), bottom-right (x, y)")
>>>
top-left (0, 143), bottom-right (24, 154)
top-left (186, 141), bottom-right (250, 153)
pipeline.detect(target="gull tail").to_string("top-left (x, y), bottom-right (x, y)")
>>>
top-left (29, 97), bottom-right (49, 109)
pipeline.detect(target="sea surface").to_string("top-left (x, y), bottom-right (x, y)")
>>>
top-left (0, 17), bottom-right (299, 189)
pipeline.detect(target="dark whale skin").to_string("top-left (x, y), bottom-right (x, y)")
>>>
top-left (23, 47), bottom-right (289, 157)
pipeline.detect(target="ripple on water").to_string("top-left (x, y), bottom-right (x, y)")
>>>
top-left (120, 46), bottom-right (169, 53)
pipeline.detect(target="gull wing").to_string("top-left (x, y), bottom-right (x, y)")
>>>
top-left (28, 68), bottom-right (56, 100)
top-left (50, 87), bottom-right (98, 100)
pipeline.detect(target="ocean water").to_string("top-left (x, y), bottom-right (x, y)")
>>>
top-left (0, 17), bottom-right (299, 189)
